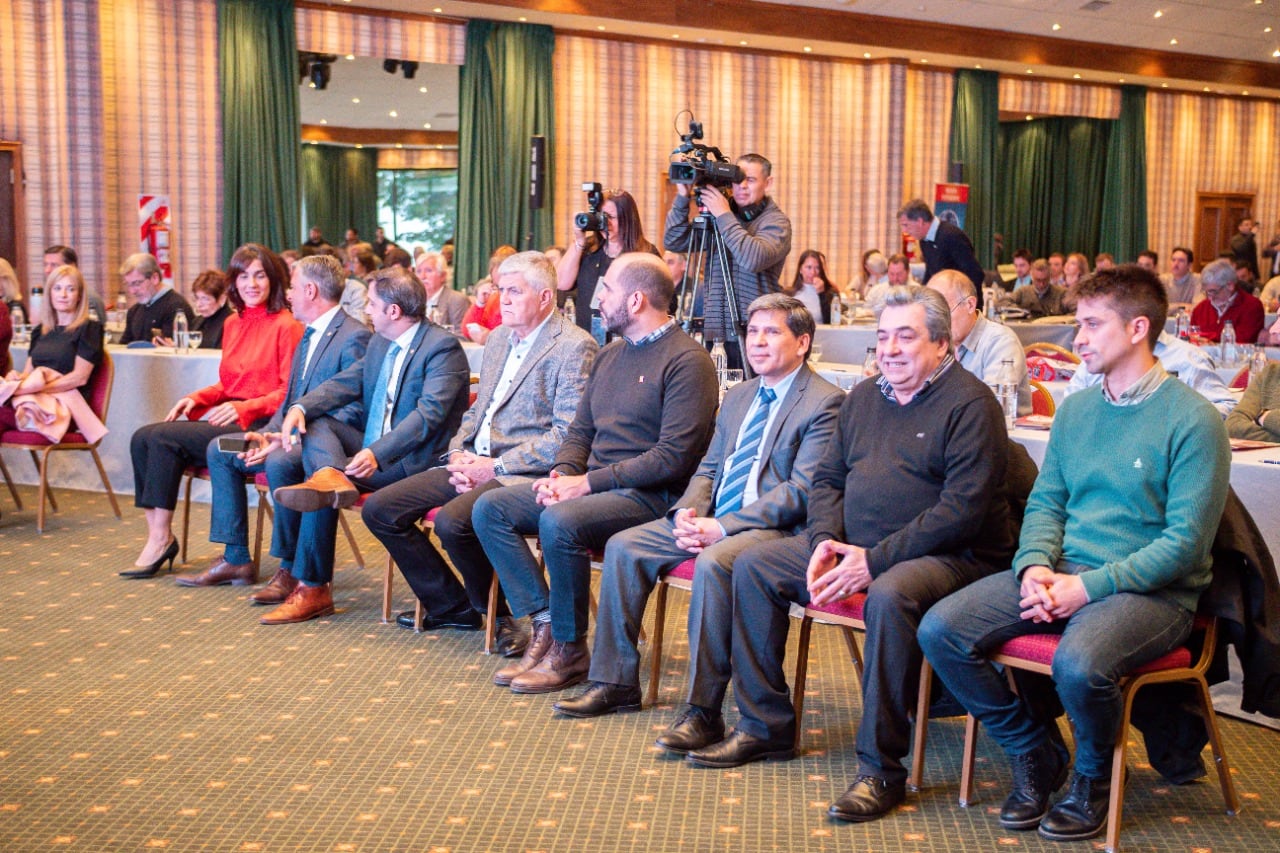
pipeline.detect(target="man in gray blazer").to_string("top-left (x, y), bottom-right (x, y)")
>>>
top-left (259, 265), bottom-right (471, 625)
top-left (418, 251), bottom-right (471, 329)
top-left (175, 255), bottom-right (370, 589)
top-left (362, 252), bottom-right (597, 655)
top-left (552, 294), bottom-right (842, 728)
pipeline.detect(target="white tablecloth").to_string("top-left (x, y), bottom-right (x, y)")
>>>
top-left (814, 321), bottom-right (1078, 363)
top-left (6, 345), bottom-right (222, 497)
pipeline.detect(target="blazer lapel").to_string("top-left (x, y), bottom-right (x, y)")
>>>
top-left (301, 311), bottom-right (346, 392)
top-left (388, 323), bottom-right (430, 414)
top-left (494, 316), bottom-right (562, 411)
top-left (758, 367), bottom-right (809, 459)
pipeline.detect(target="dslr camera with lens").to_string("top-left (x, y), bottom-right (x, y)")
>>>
top-left (574, 182), bottom-right (608, 232)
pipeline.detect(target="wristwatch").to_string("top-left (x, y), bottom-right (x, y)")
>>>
top-left (493, 456), bottom-right (507, 477)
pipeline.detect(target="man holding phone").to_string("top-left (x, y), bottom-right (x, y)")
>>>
top-left (174, 256), bottom-right (370, 589)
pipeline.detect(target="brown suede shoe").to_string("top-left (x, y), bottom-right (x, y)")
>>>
top-left (273, 467), bottom-right (359, 512)
top-left (249, 569), bottom-right (299, 605)
top-left (509, 639), bottom-right (590, 694)
top-left (493, 620), bottom-right (552, 686)
top-left (259, 583), bottom-right (334, 625)
top-left (175, 558), bottom-right (257, 587)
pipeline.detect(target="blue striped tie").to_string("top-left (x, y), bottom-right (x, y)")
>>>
top-left (362, 342), bottom-right (402, 448)
top-left (289, 326), bottom-right (316, 402)
top-left (715, 386), bottom-right (777, 516)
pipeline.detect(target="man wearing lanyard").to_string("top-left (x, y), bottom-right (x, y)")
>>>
top-left (260, 266), bottom-right (470, 625)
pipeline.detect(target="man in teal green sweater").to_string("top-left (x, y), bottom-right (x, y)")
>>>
top-left (919, 265), bottom-right (1231, 843)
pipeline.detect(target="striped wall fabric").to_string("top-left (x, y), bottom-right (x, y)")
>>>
top-left (552, 35), bottom-right (954, 288)
top-left (999, 77), bottom-right (1121, 120)
top-left (0, 0), bottom-right (219, 301)
top-left (295, 5), bottom-right (465, 66)
top-left (1146, 91), bottom-right (1280, 266)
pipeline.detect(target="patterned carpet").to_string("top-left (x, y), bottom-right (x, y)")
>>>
top-left (1, 486), bottom-right (1277, 852)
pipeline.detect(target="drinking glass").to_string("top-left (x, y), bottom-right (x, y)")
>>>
top-left (187, 330), bottom-right (203, 352)
top-left (810, 344), bottom-right (824, 363)
top-left (723, 369), bottom-right (744, 389)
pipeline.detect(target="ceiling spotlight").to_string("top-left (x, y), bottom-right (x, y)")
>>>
top-left (382, 58), bottom-right (420, 79)
top-left (1052, 23), bottom-right (1061, 31)
top-left (1170, 38), bottom-right (1178, 45)
top-left (1154, 10), bottom-right (1163, 18)
top-left (383, 58), bottom-right (398, 74)
top-left (299, 52), bottom-right (338, 90)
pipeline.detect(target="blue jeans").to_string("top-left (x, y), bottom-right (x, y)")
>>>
top-left (471, 483), bottom-right (668, 643)
top-left (205, 434), bottom-right (303, 567)
top-left (918, 567), bottom-right (1193, 777)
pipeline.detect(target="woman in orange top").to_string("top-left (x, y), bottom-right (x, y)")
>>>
top-left (122, 244), bottom-right (303, 578)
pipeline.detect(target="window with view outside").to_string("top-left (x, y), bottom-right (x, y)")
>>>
top-left (377, 169), bottom-right (457, 251)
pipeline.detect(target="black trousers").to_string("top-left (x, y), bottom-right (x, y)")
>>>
top-left (131, 420), bottom-right (242, 510)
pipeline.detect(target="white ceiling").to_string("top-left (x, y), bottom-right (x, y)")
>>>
top-left (300, 0), bottom-right (1280, 139)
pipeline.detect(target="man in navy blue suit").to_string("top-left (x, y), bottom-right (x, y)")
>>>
top-left (260, 265), bottom-right (471, 624)
top-left (175, 255), bottom-right (370, 590)
top-left (898, 198), bottom-right (986, 307)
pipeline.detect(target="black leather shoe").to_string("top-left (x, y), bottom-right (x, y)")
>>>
top-left (552, 682), bottom-right (642, 718)
top-left (1038, 771), bottom-right (1115, 841)
top-left (494, 616), bottom-right (528, 658)
top-left (1000, 739), bottom-right (1069, 830)
top-left (655, 706), bottom-right (725, 755)
top-left (685, 729), bottom-right (795, 768)
top-left (396, 604), bottom-right (483, 631)
top-left (827, 774), bottom-right (907, 823)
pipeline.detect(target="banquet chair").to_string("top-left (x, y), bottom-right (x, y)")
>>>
top-left (956, 610), bottom-right (1238, 852)
top-left (791, 593), bottom-right (935, 790)
top-left (1024, 342), bottom-right (1080, 364)
top-left (1029, 379), bottom-right (1057, 417)
top-left (0, 352), bottom-right (121, 532)
top-left (645, 558), bottom-right (696, 704)
top-left (1229, 366), bottom-right (1249, 390)
top-left (178, 466), bottom-right (272, 567)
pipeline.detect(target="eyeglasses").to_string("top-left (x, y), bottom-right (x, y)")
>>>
top-left (948, 296), bottom-right (975, 314)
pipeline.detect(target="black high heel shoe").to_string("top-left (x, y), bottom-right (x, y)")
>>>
top-left (119, 539), bottom-right (180, 579)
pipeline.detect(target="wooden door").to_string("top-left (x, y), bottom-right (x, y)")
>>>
top-left (0, 141), bottom-right (24, 286)
top-left (1195, 192), bottom-right (1253, 272)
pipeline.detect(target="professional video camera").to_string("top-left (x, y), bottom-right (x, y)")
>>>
top-left (667, 111), bottom-right (744, 188)
top-left (573, 182), bottom-right (608, 232)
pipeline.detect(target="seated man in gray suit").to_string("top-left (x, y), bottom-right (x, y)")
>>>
top-left (362, 252), bottom-right (598, 655)
top-left (418, 251), bottom-right (471, 329)
top-left (552, 294), bottom-right (843, 721)
top-left (174, 255), bottom-right (370, 589)
top-left (260, 265), bottom-right (471, 625)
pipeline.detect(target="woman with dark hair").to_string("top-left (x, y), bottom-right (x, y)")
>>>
top-left (555, 188), bottom-right (659, 339)
top-left (190, 269), bottom-right (231, 348)
top-left (122, 244), bottom-right (303, 578)
top-left (788, 249), bottom-right (837, 324)
top-left (1, 265), bottom-right (103, 426)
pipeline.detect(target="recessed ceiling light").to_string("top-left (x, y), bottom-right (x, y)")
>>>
top-left (345, 54), bottom-right (355, 61)
top-left (518, 17), bottom-right (527, 22)
top-left (597, 25), bottom-right (605, 30)
top-left (1170, 38), bottom-right (1178, 45)
top-left (1026, 115), bottom-right (1033, 121)
top-left (974, 64), bottom-right (982, 69)
top-left (1052, 23), bottom-right (1061, 31)
top-left (423, 122), bottom-right (432, 129)
top-left (672, 34), bottom-right (680, 39)
top-left (352, 98), bottom-right (360, 104)
top-left (1243, 90), bottom-right (1251, 95)
top-left (864, 53), bottom-right (872, 59)
top-left (308, 82), bottom-right (316, 89)
top-left (310, 140), bottom-right (318, 145)
top-left (395, 143), bottom-right (403, 149)
top-left (1119, 78), bottom-right (1125, 83)
top-left (433, 7), bottom-right (442, 12)
top-left (1073, 73), bottom-right (1081, 79)
top-left (389, 110), bottom-right (398, 117)
top-left (1161, 83), bottom-right (1168, 87)
top-left (419, 86), bottom-right (427, 93)
top-left (1154, 10), bottom-right (1163, 18)
top-left (1025, 68), bottom-right (1034, 74)
top-left (319, 119), bottom-right (328, 125)
top-left (739, 40), bottom-right (748, 46)
top-left (1203, 86), bottom-right (1210, 92)
top-left (803, 46), bottom-right (812, 52)
top-left (1275, 48), bottom-right (1280, 57)
top-left (354, 144), bottom-right (363, 149)
top-left (1266, 27), bottom-right (1273, 33)
top-left (919, 58), bottom-right (928, 63)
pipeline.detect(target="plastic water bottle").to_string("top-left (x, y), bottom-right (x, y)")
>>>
top-left (862, 346), bottom-right (878, 380)
top-left (1249, 345), bottom-right (1269, 386)
top-left (997, 358), bottom-right (1018, 429)
top-left (1220, 320), bottom-right (1238, 367)
top-left (563, 297), bottom-right (576, 326)
top-left (1175, 308), bottom-right (1190, 341)
top-left (9, 303), bottom-right (24, 327)
top-left (830, 296), bottom-right (843, 326)
top-left (710, 338), bottom-right (728, 385)
top-left (174, 310), bottom-right (189, 351)
top-left (28, 286), bottom-right (43, 324)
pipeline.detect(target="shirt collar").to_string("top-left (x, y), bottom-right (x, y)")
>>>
top-left (145, 284), bottom-right (172, 307)
top-left (511, 310), bottom-right (554, 347)
top-left (626, 318), bottom-right (677, 347)
top-left (307, 304), bottom-right (342, 335)
top-left (391, 321), bottom-right (420, 352)
top-left (956, 313), bottom-right (988, 356)
top-left (760, 363), bottom-right (803, 401)
top-left (924, 218), bottom-right (941, 242)
top-left (876, 353), bottom-right (955, 403)
top-left (1102, 360), bottom-right (1168, 406)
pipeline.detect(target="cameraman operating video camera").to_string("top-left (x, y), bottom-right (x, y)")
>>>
top-left (664, 154), bottom-right (791, 370)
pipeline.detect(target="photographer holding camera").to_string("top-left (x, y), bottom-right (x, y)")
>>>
top-left (664, 154), bottom-right (791, 370)
top-left (556, 188), bottom-right (659, 344)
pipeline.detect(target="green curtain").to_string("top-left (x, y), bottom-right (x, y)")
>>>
top-left (996, 117), bottom-right (1111, 261)
top-left (219, 0), bottom-right (300, 260)
top-left (300, 144), bottom-right (378, 248)
top-left (457, 20), bottom-right (555, 289)
top-left (1098, 85), bottom-right (1148, 263)
top-left (948, 69), bottom-right (999, 268)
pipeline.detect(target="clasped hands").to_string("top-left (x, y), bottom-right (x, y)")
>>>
top-left (806, 540), bottom-right (872, 607)
top-left (669, 508), bottom-right (725, 554)
top-left (447, 450), bottom-right (497, 494)
top-left (1018, 566), bottom-right (1088, 623)
top-left (532, 471), bottom-right (591, 506)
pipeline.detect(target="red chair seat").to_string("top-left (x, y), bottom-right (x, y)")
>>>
top-left (666, 558), bottom-right (695, 582)
top-left (424, 507), bottom-right (439, 524)
top-left (996, 632), bottom-right (1192, 673)
top-left (1, 429), bottom-right (89, 446)
top-left (805, 591), bottom-right (868, 622)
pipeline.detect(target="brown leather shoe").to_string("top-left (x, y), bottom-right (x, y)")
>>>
top-left (273, 467), bottom-right (359, 512)
top-left (249, 568), bottom-right (298, 605)
top-left (259, 583), bottom-right (334, 625)
top-left (175, 557), bottom-right (258, 587)
top-left (509, 639), bottom-right (590, 694)
top-left (493, 620), bottom-right (552, 686)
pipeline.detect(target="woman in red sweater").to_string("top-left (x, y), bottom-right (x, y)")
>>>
top-left (122, 244), bottom-right (303, 578)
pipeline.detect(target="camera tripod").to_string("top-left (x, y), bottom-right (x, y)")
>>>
top-left (674, 207), bottom-right (754, 379)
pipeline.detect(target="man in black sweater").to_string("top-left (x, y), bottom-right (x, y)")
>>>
top-left (473, 253), bottom-right (719, 695)
top-left (689, 285), bottom-right (1014, 824)
top-left (118, 252), bottom-right (194, 344)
